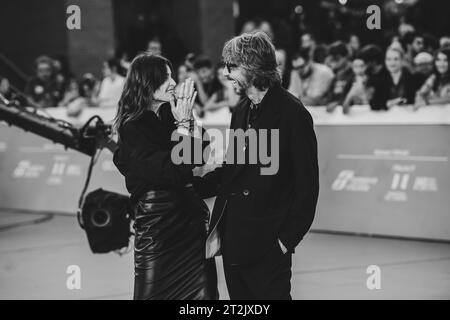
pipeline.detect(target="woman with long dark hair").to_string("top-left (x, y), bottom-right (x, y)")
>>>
top-left (113, 53), bottom-right (217, 300)
top-left (415, 48), bottom-right (450, 108)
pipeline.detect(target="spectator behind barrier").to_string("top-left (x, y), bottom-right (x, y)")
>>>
top-left (415, 48), bottom-right (450, 108)
top-left (423, 33), bottom-right (439, 53)
top-left (25, 55), bottom-right (61, 108)
top-left (413, 52), bottom-right (434, 87)
top-left (325, 41), bottom-right (353, 109)
top-left (147, 37), bottom-right (162, 56)
top-left (184, 53), bottom-right (196, 71)
top-left (359, 44), bottom-right (384, 78)
top-left (401, 31), bottom-right (425, 71)
top-left (440, 36), bottom-right (450, 49)
top-left (177, 64), bottom-right (190, 85)
top-left (52, 58), bottom-right (67, 99)
top-left (300, 33), bottom-right (328, 64)
top-left (312, 44), bottom-right (328, 64)
top-left (347, 34), bottom-right (361, 58)
top-left (275, 48), bottom-right (290, 88)
top-left (119, 51), bottom-right (131, 75)
top-left (240, 20), bottom-right (257, 34)
top-left (0, 75), bottom-right (26, 106)
top-left (288, 47), bottom-right (334, 106)
top-left (369, 45), bottom-right (422, 111)
top-left (65, 74), bottom-right (98, 118)
top-left (341, 54), bottom-right (370, 114)
top-left (0, 76), bottom-right (13, 100)
top-left (258, 20), bottom-right (275, 41)
top-left (300, 33), bottom-right (316, 52)
top-left (240, 19), bottom-right (274, 41)
top-left (203, 63), bottom-right (240, 115)
top-left (96, 58), bottom-right (125, 108)
top-left (191, 56), bottom-right (222, 108)
top-left (59, 78), bottom-right (79, 107)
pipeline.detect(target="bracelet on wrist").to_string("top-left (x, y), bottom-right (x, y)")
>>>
top-left (175, 118), bottom-right (195, 132)
top-left (174, 118), bottom-right (192, 125)
top-left (178, 123), bottom-right (189, 129)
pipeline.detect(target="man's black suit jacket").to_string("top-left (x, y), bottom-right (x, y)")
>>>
top-left (194, 84), bottom-right (319, 265)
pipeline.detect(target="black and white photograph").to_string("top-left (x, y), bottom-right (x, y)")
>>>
top-left (0, 0), bottom-right (449, 305)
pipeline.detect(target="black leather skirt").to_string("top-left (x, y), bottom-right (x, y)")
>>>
top-left (133, 186), bottom-right (218, 300)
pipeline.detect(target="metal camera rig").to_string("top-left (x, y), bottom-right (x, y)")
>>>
top-left (0, 94), bottom-right (133, 254)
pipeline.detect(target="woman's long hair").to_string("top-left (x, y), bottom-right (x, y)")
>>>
top-left (432, 48), bottom-right (450, 92)
top-left (114, 53), bottom-right (173, 139)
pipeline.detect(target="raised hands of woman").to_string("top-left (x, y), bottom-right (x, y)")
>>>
top-left (170, 78), bottom-right (198, 122)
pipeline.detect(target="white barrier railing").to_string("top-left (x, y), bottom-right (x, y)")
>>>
top-left (42, 104), bottom-right (450, 128)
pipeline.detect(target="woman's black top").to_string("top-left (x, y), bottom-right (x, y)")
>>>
top-left (113, 102), bottom-right (218, 300)
top-left (113, 102), bottom-right (197, 203)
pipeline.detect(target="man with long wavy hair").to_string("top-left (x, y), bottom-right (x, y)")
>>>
top-left (194, 31), bottom-right (319, 299)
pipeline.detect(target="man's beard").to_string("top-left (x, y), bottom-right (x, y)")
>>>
top-left (233, 78), bottom-right (250, 96)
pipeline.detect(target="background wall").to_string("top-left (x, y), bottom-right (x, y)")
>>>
top-left (0, 0), bottom-right (67, 87)
top-left (0, 0), bottom-right (234, 85)
top-left (66, 0), bottom-right (116, 78)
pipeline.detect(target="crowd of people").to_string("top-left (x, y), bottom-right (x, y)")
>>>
top-left (1, 17), bottom-right (449, 120)
top-left (0, 55), bottom-right (126, 117)
top-left (236, 18), bottom-right (450, 114)
top-left (277, 26), bottom-right (450, 114)
top-left (0, 36), bottom-right (241, 122)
